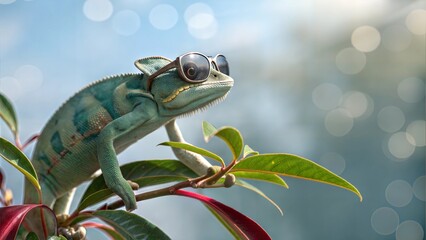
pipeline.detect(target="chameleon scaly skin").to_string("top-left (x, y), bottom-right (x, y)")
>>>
top-left (24, 55), bottom-right (233, 216)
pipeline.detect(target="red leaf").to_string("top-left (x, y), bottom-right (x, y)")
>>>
top-left (174, 190), bottom-right (271, 240)
top-left (0, 204), bottom-right (56, 240)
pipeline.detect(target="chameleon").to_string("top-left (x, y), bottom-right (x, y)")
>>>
top-left (23, 53), bottom-right (233, 222)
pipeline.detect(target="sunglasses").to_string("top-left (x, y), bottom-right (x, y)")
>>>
top-left (146, 52), bottom-right (230, 91)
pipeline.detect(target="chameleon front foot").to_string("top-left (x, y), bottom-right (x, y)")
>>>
top-left (107, 178), bottom-right (138, 211)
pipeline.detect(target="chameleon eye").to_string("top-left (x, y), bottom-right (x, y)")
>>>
top-left (180, 53), bottom-right (210, 82)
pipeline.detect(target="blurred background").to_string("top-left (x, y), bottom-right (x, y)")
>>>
top-left (0, 0), bottom-right (425, 239)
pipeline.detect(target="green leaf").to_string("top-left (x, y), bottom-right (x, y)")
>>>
top-left (67, 212), bottom-right (94, 226)
top-left (232, 171), bottom-right (288, 189)
top-left (243, 145), bottom-right (259, 158)
top-left (202, 121), bottom-right (217, 141)
top-left (94, 226), bottom-right (125, 240)
top-left (233, 154), bottom-right (362, 201)
top-left (25, 232), bottom-right (39, 240)
top-left (159, 141), bottom-right (225, 166)
top-left (0, 137), bottom-right (40, 192)
top-left (0, 93), bottom-right (18, 138)
top-left (202, 122), bottom-right (243, 160)
top-left (78, 160), bottom-right (197, 211)
top-left (235, 179), bottom-right (283, 215)
top-left (93, 210), bottom-right (171, 240)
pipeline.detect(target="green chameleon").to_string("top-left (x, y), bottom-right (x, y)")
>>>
top-left (24, 52), bottom-right (233, 221)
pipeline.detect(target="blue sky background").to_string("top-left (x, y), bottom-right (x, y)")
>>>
top-left (0, 0), bottom-right (425, 239)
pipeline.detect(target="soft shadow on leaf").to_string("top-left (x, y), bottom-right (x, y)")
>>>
top-left (202, 121), bottom-right (243, 160)
top-left (0, 93), bottom-right (18, 138)
top-left (0, 204), bottom-right (56, 240)
top-left (232, 171), bottom-right (288, 188)
top-left (0, 137), bottom-right (40, 193)
top-left (78, 160), bottom-right (197, 211)
top-left (175, 190), bottom-right (271, 240)
top-left (93, 210), bottom-right (171, 240)
top-left (233, 154), bottom-right (362, 201)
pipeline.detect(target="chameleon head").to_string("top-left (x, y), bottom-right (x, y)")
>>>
top-left (135, 53), bottom-right (234, 116)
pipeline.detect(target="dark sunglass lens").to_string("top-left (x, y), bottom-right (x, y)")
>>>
top-left (181, 54), bottom-right (210, 81)
top-left (215, 55), bottom-right (229, 75)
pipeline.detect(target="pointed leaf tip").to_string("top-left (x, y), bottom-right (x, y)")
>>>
top-left (243, 145), bottom-right (259, 158)
top-left (202, 121), bottom-right (217, 142)
top-left (235, 179), bottom-right (284, 215)
top-left (0, 93), bottom-right (19, 138)
top-left (0, 137), bottom-right (40, 192)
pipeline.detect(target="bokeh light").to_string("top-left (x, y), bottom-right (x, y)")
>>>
top-left (112, 10), bottom-right (140, 36)
top-left (319, 152), bottom-right (346, 175)
top-left (325, 108), bottom-right (353, 137)
top-left (312, 83), bottom-right (342, 110)
top-left (377, 106), bottom-right (405, 133)
top-left (341, 91), bottom-right (371, 118)
top-left (184, 3), bottom-right (213, 23)
top-left (335, 47), bottom-right (366, 74)
top-left (371, 207), bottom-right (399, 235)
top-left (413, 176), bottom-right (425, 201)
top-left (406, 120), bottom-right (426, 147)
top-left (385, 180), bottom-right (413, 207)
top-left (184, 3), bottom-right (217, 39)
top-left (83, 0), bottom-right (113, 22)
top-left (351, 25), bottom-right (381, 52)
top-left (397, 77), bottom-right (425, 103)
top-left (0, 21), bottom-right (22, 57)
top-left (149, 4), bottom-right (178, 30)
top-left (382, 24), bottom-right (412, 52)
top-left (396, 220), bottom-right (424, 240)
top-left (405, 9), bottom-right (426, 35)
top-left (387, 132), bottom-right (416, 160)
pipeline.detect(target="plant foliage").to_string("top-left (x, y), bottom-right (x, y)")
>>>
top-left (0, 94), bottom-right (362, 239)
